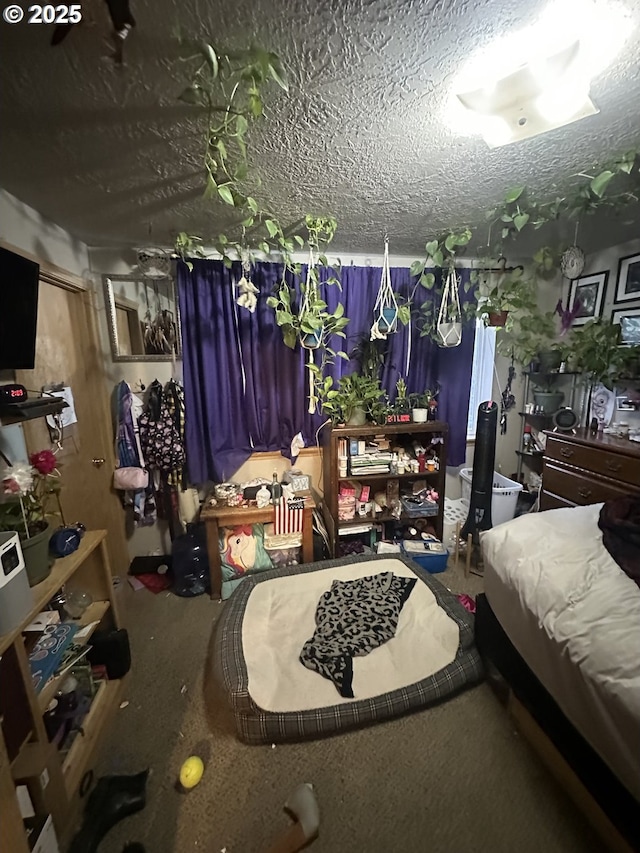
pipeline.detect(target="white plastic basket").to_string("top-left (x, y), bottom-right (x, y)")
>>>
top-left (459, 468), bottom-right (523, 527)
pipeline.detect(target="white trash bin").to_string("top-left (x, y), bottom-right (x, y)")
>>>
top-left (459, 468), bottom-right (523, 527)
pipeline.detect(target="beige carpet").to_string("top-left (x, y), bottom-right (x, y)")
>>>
top-left (92, 560), bottom-right (603, 853)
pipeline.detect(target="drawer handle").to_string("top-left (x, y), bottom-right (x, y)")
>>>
top-left (578, 487), bottom-right (592, 500)
top-left (560, 447), bottom-right (574, 458)
top-left (605, 459), bottom-right (622, 473)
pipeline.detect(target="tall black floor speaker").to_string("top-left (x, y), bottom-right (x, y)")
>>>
top-left (460, 401), bottom-right (498, 541)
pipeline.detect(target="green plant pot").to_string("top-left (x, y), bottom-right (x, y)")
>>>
top-left (346, 406), bottom-right (367, 426)
top-left (537, 350), bottom-right (562, 373)
top-left (532, 391), bottom-right (564, 413)
top-left (21, 523), bottom-right (54, 587)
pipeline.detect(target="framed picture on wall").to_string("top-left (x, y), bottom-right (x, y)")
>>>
top-left (567, 271), bottom-right (608, 325)
top-left (615, 253), bottom-right (640, 303)
top-left (611, 305), bottom-right (640, 345)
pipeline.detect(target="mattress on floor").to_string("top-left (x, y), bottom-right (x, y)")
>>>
top-left (211, 554), bottom-right (483, 744)
top-left (481, 503), bottom-right (640, 801)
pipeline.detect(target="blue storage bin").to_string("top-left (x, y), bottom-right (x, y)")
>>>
top-left (402, 540), bottom-right (449, 573)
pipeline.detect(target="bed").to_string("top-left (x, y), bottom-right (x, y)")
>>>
top-left (476, 502), bottom-right (640, 849)
top-left (211, 553), bottom-right (483, 745)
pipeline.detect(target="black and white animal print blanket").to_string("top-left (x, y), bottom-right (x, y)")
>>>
top-left (299, 571), bottom-right (417, 698)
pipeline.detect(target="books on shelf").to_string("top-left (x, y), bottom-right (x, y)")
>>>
top-left (29, 623), bottom-right (78, 693)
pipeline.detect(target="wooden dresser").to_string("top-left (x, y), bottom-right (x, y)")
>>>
top-left (541, 429), bottom-right (640, 510)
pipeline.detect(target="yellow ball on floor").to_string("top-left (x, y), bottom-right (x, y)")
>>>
top-left (179, 756), bottom-right (204, 789)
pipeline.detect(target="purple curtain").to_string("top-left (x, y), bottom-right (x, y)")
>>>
top-left (178, 260), bottom-right (475, 482)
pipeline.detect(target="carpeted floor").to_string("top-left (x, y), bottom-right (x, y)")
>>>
top-left (92, 559), bottom-right (603, 853)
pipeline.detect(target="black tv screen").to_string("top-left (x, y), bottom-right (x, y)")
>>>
top-left (0, 247), bottom-right (40, 370)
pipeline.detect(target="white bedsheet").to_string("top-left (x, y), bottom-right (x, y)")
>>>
top-left (482, 503), bottom-right (640, 801)
top-left (242, 558), bottom-right (459, 713)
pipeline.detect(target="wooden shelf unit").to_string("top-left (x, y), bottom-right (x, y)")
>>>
top-left (321, 421), bottom-right (448, 556)
top-left (0, 530), bottom-right (128, 852)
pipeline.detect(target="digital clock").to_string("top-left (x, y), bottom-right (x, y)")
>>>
top-left (0, 384), bottom-right (28, 404)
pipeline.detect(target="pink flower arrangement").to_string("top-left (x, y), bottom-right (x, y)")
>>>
top-left (0, 449), bottom-right (62, 539)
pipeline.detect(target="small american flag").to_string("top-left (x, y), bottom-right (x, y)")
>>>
top-left (274, 496), bottom-right (304, 535)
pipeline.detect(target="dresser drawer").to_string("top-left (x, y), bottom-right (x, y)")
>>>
top-left (540, 489), bottom-right (575, 511)
top-left (542, 462), bottom-right (632, 506)
top-left (545, 436), bottom-right (640, 488)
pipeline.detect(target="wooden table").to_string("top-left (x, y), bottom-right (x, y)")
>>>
top-left (201, 495), bottom-right (316, 600)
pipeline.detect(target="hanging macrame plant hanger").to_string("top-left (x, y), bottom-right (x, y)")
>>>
top-left (370, 237), bottom-right (398, 340)
top-left (436, 264), bottom-right (463, 348)
top-left (299, 247), bottom-right (322, 414)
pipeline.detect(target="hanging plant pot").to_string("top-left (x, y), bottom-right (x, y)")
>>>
top-left (377, 306), bottom-right (398, 334)
top-left (487, 310), bottom-right (509, 327)
top-left (300, 330), bottom-right (322, 350)
top-left (436, 266), bottom-right (463, 348)
top-left (371, 238), bottom-right (399, 339)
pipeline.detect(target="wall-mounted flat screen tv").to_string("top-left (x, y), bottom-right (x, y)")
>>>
top-left (0, 247), bottom-right (40, 370)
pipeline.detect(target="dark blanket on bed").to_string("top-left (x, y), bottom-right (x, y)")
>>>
top-left (598, 495), bottom-right (640, 588)
top-left (299, 571), bottom-right (416, 698)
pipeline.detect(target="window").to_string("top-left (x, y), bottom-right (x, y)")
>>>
top-left (467, 319), bottom-right (496, 439)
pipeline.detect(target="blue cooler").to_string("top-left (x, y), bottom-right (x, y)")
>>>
top-left (402, 539), bottom-right (449, 573)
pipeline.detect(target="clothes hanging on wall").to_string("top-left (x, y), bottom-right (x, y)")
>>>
top-left (138, 379), bottom-right (187, 539)
top-left (114, 380), bottom-right (156, 527)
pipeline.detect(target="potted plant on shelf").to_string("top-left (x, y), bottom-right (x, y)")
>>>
top-left (409, 388), bottom-right (435, 423)
top-left (0, 450), bottom-right (63, 586)
top-left (566, 320), bottom-right (640, 389)
top-left (318, 373), bottom-right (386, 426)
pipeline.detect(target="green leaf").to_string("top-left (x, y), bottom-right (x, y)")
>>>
top-left (247, 196), bottom-right (258, 213)
top-left (241, 216), bottom-right (255, 227)
top-left (334, 301), bottom-right (344, 318)
top-left (259, 241), bottom-right (270, 254)
top-left (500, 214), bottom-right (513, 223)
top-left (590, 170), bottom-right (614, 198)
top-left (513, 212), bottom-right (530, 231)
top-left (223, 256), bottom-right (232, 269)
top-left (505, 186), bottom-right (524, 203)
top-left (236, 114), bottom-right (248, 135)
top-left (216, 139), bottom-right (227, 159)
top-left (336, 351), bottom-right (349, 359)
top-left (425, 240), bottom-right (439, 257)
top-left (502, 227), bottom-right (511, 240)
top-left (398, 305), bottom-right (411, 325)
top-left (294, 235), bottom-right (304, 247)
top-left (432, 250), bottom-right (444, 268)
top-left (283, 328), bottom-right (297, 349)
top-left (419, 273), bottom-right (435, 288)
top-left (444, 234), bottom-right (457, 252)
top-left (265, 219), bottom-right (279, 238)
top-left (268, 58), bottom-right (289, 92)
top-left (249, 93), bottom-right (263, 117)
top-left (410, 260), bottom-right (424, 276)
top-left (266, 296), bottom-right (278, 307)
top-left (200, 42), bottom-right (219, 78)
top-left (217, 184), bottom-right (235, 205)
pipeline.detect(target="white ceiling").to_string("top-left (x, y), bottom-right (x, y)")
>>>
top-left (1, 0), bottom-right (639, 256)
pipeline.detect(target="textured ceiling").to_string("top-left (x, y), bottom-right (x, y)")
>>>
top-left (1, 0), bottom-right (639, 255)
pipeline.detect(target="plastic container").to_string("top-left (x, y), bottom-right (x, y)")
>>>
top-left (459, 468), bottom-right (523, 527)
top-left (402, 540), bottom-right (449, 573)
top-left (171, 525), bottom-right (209, 597)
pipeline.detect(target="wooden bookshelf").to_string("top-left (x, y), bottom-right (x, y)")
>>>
top-left (0, 530), bottom-right (127, 850)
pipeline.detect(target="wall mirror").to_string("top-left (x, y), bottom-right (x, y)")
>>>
top-left (103, 274), bottom-right (182, 362)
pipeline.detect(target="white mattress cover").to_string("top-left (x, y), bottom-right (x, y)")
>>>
top-left (482, 503), bottom-right (640, 801)
top-left (242, 558), bottom-right (459, 712)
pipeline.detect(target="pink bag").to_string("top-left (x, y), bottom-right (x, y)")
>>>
top-left (113, 467), bottom-right (148, 491)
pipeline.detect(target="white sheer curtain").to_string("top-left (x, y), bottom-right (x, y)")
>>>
top-left (466, 319), bottom-right (496, 439)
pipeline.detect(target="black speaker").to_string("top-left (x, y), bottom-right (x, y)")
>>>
top-left (461, 401), bottom-right (498, 540)
top-left (87, 629), bottom-right (131, 679)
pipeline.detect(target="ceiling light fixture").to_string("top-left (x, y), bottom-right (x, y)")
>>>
top-left (450, 0), bottom-right (633, 147)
